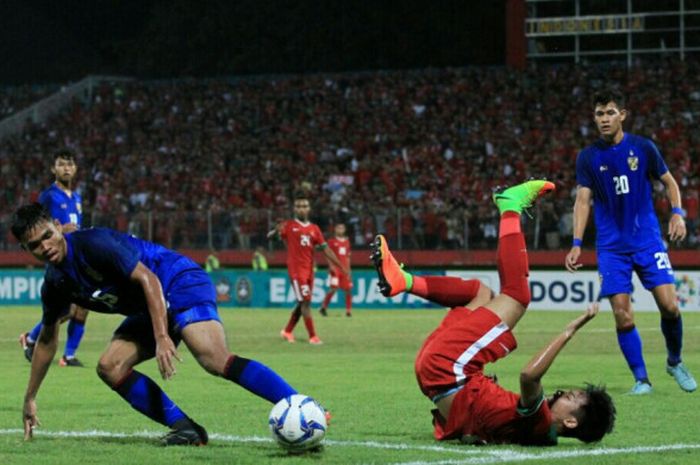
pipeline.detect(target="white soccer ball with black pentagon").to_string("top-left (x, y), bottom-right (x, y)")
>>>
top-left (268, 394), bottom-right (327, 452)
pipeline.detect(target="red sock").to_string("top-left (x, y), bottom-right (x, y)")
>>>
top-left (303, 315), bottom-right (316, 338)
top-left (497, 212), bottom-right (530, 306)
top-left (284, 306), bottom-right (301, 333)
top-left (345, 292), bottom-right (352, 313)
top-left (499, 211), bottom-right (521, 238)
top-left (322, 289), bottom-right (336, 309)
top-left (411, 276), bottom-right (482, 307)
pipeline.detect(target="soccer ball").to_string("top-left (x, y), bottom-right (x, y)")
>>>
top-left (268, 394), bottom-right (327, 452)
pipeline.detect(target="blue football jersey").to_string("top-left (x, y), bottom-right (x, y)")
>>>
top-left (41, 228), bottom-right (212, 325)
top-left (576, 133), bottom-right (668, 253)
top-left (39, 183), bottom-right (82, 227)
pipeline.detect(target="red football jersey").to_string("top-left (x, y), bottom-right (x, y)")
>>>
top-left (280, 219), bottom-right (326, 276)
top-left (327, 236), bottom-right (351, 270)
top-left (432, 375), bottom-right (556, 446)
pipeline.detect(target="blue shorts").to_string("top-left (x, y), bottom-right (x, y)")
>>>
top-left (597, 243), bottom-right (675, 297)
top-left (113, 271), bottom-right (220, 355)
top-left (113, 303), bottom-right (221, 355)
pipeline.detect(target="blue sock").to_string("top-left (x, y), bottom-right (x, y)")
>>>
top-left (64, 319), bottom-right (85, 358)
top-left (225, 356), bottom-right (297, 403)
top-left (111, 370), bottom-right (186, 427)
top-left (660, 316), bottom-right (683, 366)
top-left (617, 326), bottom-right (649, 382)
top-left (28, 322), bottom-right (42, 343)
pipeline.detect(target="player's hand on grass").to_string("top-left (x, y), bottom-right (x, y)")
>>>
top-left (155, 335), bottom-right (180, 380)
top-left (668, 214), bottom-right (687, 243)
top-left (564, 247), bottom-right (583, 273)
top-left (565, 302), bottom-right (599, 336)
top-left (23, 398), bottom-right (40, 441)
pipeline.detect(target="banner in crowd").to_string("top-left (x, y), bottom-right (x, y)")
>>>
top-left (1, 268), bottom-right (698, 311)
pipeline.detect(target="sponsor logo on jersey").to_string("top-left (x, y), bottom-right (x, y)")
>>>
top-left (599, 165), bottom-right (608, 172)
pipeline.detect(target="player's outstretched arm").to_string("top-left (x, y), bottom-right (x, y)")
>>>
top-left (130, 262), bottom-right (180, 380)
top-left (660, 172), bottom-right (687, 242)
top-left (322, 246), bottom-right (349, 276)
top-left (519, 303), bottom-right (599, 408)
top-left (266, 221), bottom-right (283, 240)
top-left (565, 186), bottom-right (592, 273)
top-left (23, 322), bottom-right (60, 440)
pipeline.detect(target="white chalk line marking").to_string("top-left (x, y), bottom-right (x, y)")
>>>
top-left (387, 443), bottom-right (700, 465)
top-left (1, 428), bottom-right (699, 464)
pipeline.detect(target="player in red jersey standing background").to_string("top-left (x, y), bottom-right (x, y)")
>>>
top-left (269, 193), bottom-right (348, 344)
top-left (319, 222), bottom-right (353, 317)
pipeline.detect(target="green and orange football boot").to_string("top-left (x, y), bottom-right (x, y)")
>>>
top-left (493, 179), bottom-right (556, 215)
top-left (370, 235), bottom-right (413, 297)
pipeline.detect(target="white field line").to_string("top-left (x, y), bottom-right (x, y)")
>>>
top-left (0, 428), bottom-right (484, 455)
top-left (387, 443), bottom-right (700, 465)
top-left (0, 428), bottom-right (699, 464)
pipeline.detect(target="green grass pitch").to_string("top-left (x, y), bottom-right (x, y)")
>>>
top-left (0, 306), bottom-right (699, 465)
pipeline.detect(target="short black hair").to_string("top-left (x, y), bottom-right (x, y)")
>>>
top-left (572, 384), bottom-right (616, 443)
top-left (53, 147), bottom-right (77, 162)
top-left (593, 89), bottom-right (625, 110)
top-left (11, 203), bottom-right (52, 242)
top-left (293, 191), bottom-right (310, 202)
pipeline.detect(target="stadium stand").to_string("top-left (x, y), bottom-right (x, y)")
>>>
top-left (1, 59), bottom-right (699, 252)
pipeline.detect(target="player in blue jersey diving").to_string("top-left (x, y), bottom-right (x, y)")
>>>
top-left (19, 149), bottom-right (89, 367)
top-left (12, 203), bottom-right (302, 445)
top-left (565, 89), bottom-right (696, 395)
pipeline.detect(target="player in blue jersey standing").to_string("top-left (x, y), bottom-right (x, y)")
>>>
top-left (12, 203), bottom-right (303, 445)
top-left (19, 149), bottom-right (88, 367)
top-left (565, 89), bottom-right (696, 395)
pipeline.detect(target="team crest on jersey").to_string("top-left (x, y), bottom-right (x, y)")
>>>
top-left (77, 203), bottom-right (82, 213)
top-left (627, 151), bottom-right (639, 171)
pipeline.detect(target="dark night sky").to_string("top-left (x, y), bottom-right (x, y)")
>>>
top-left (0, 0), bottom-right (506, 84)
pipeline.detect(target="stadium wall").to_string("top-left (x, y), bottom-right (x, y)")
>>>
top-left (1, 268), bottom-right (698, 312)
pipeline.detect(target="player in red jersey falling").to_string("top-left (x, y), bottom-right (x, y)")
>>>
top-left (319, 222), bottom-right (353, 317)
top-left (269, 193), bottom-right (348, 344)
top-left (371, 180), bottom-right (615, 445)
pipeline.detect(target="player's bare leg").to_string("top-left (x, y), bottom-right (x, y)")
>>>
top-left (651, 283), bottom-right (697, 392)
top-left (184, 319), bottom-right (299, 416)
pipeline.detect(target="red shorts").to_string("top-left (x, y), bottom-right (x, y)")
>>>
top-left (414, 306), bottom-right (517, 401)
top-left (328, 269), bottom-right (352, 290)
top-left (289, 273), bottom-right (314, 303)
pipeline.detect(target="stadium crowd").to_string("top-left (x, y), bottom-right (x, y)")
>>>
top-left (2, 59), bottom-right (700, 251)
top-left (0, 84), bottom-right (57, 119)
